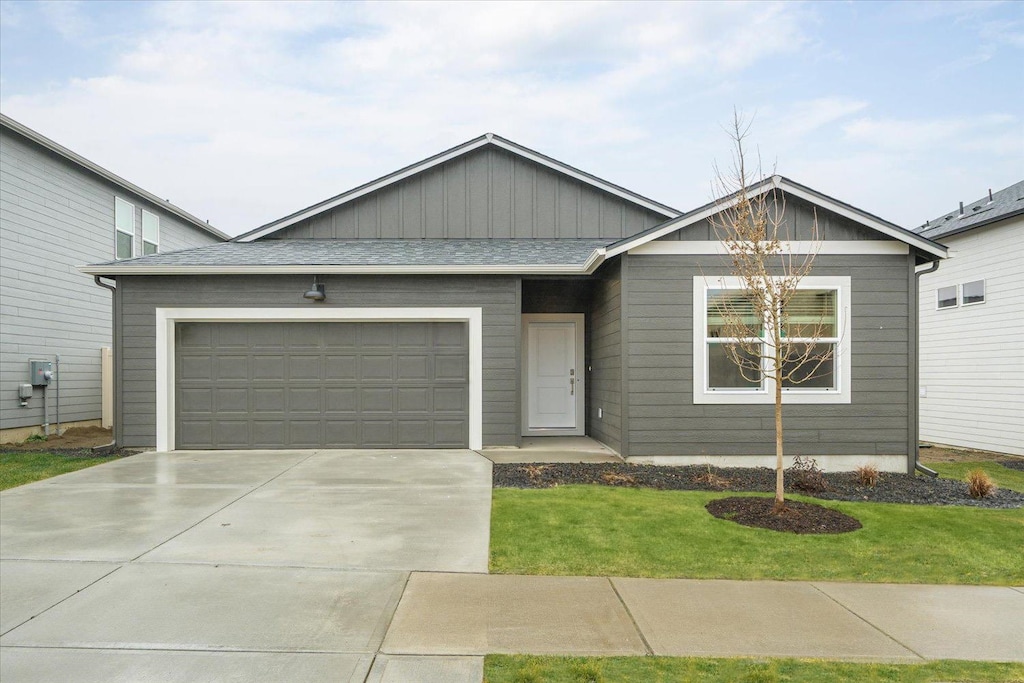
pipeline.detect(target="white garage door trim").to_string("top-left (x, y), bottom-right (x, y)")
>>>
top-left (155, 307), bottom-right (483, 451)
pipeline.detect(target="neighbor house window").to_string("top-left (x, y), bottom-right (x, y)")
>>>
top-left (962, 280), bottom-right (985, 305)
top-left (936, 285), bottom-right (958, 309)
top-left (115, 197), bottom-right (135, 259)
top-left (142, 210), bottom-right (159, 255)
top-left (693, 276), bottom-right (851, 405)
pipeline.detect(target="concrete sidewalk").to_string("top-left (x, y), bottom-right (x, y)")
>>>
top-left (383, 573), bottom-right (1024, 663)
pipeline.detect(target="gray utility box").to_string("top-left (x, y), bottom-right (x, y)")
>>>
top-left (30, 360), bottom-right (52, 386)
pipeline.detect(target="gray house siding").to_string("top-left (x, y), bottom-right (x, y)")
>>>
top-left (623, 252), bottom-right (911, 459)
top-left (659, 195), bottom-right (881, 241)
top-left (272, 147), bottom-right (667, 241)
top-left (588, 259), bottom-right (623, 453)
top-left (0, 126), bottom-right (221, 433)
top-left (115, 274), bottom-right (518, 448)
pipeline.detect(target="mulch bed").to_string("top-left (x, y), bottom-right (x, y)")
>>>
top-left (494, 462), bottom-right (1024, 509)
top-left (706, 496), bottom-right (862, 534)
top-left (0, 427), bottom-right (141, 459)
top-left (1000, 459), bottom-right (1024, 472)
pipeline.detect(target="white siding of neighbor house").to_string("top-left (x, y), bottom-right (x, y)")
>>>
top-left (918, 217), bottom-right (1024, 455)
top-left (0, 126), bottom-right (222, 433)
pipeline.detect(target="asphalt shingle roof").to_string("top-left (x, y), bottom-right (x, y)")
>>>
top-left (915, 180), bottom-right (1024, 241)
top-left (90, 239), bottom-right (613, 269)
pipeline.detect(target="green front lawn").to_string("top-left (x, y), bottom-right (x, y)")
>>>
top-left (490, 487), bottom-right (1024, 585)
top-left (485, 655), bottom-right (1024, 683)
top-left (928, 460), bottom-right (1024, 493)
top-left (0, 451), bottom-right (120, 491)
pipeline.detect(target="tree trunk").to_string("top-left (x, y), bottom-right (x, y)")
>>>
top-left (774, 356), bottom-right (785, 513)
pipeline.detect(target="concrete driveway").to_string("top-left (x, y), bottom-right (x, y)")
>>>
top-left (0, 449), bottom-right (491, 682)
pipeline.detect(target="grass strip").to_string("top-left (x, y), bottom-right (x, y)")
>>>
top-left (0, 451), bottom-right (120, 490)
top-left (484, 655), bottom-right (1024, 683)
top-left (490, 486), bottom-right (1024, 585)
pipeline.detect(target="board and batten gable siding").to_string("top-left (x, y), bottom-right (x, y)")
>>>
top-left (658, 194), bottom-right (882, 242)
top-left (115, 274), bottom-right (518, 448)
top-left (588, 259), bottom-right (623, 453)
top-left (623, 249), bottom-right (913, 462)
top-left (0, 126), bottom-right (222, 432)
top-left (918, 218), bottom-right (1024, 455)
top-left (271, 147), bottom-right (667, 240)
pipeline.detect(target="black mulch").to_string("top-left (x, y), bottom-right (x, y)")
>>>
top-left (0, 445), bottom-right (142, 458)
top-left (493, 462), bottom-right (1024, 509)
top-left (706, 496), bottom-right (863, 534)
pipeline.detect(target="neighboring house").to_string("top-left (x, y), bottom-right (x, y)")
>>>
top-left (82, 133), bottom-right (946, 472)
top-left (914, 180), bottom-right (1024, 456)
top-left (0, 113), bottom-right (228, 442)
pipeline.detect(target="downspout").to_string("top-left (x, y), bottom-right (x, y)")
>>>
top-left (92, 276), bottom-right (118, 452)
top-left (913, 260), bottom-right (940, 478)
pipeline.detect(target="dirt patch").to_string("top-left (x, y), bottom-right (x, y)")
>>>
top-left (919, 443), bottom-right (1021, 464)
top-left (706, 496), bottom-right (863, 534)
top-left (0, 427), bottom-right (142, 458)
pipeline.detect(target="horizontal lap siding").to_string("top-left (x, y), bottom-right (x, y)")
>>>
top-left (588, 260), bottom-right (622, 452)
top-left (0, 128), bottom-right (220, 431)
top-left (116, 274), bottom-right (518, 448)
top-left (625, 253), bottom-right (911, 457)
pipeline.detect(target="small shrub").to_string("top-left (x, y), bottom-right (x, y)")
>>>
top-left (855, 463), bottom-right (880, 487)
top-left (692, 464), bottom-right (732, 490)
top-left (569, 660), bottom-right (604, 683)
top-left (967, 469), bottom-right (997, 498)
top-left (24, 433), bottom-right (47, 443)
top-left (599, 471), bottom-right (637, 486)
top-left (520, 465), bottom-right (550, 483)
top-left (787, 456), bottom-right (831, 493)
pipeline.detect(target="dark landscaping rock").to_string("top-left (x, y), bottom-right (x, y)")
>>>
top-left (493, 462), bottom-right (1024, 509)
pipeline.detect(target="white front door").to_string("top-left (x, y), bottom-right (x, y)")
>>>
top-left (523, 314), bottom-right (584, 435)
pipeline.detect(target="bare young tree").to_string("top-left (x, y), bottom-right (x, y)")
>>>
top-left (707, 112), bottom-right (836, 512)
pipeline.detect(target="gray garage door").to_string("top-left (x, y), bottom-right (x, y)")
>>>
top-left (175, 321), bottom-right (468, 449)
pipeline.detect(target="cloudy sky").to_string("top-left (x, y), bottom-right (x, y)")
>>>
top-left (1, 1), bottom-right (1021, 236)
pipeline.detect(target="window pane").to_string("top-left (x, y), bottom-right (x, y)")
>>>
top-left (708, 343), bottom-right (762, 389)
top-left (143, 241), bottom-right (158, 256)
top-left (116, 230), bottom-right (134, 259)
top-left (937, 285), bottom-right (957, 309)
top-left (707, 289), bottom-right (761, 338)
top-left (783, 289), bottom-right (836, 338)
top-left (781, 343), bottom-right (835, 389)
top-left (142, 210), bottom-right (159, 246)
top-left (962, 280), bottom-right (985, 304)
top-left (115, 197), bottom-right (134, 234)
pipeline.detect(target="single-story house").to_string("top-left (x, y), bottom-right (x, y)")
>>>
top-left (82, 134), bottom-right (947, 472)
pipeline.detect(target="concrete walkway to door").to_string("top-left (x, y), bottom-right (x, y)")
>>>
top-left (0, 449), bottom-right (491, 683)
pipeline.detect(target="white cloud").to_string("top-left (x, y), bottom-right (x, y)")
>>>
top-left (842, 114), bottom-right (1020, 153)
top-left (1, 1), bottom-right (814, 234)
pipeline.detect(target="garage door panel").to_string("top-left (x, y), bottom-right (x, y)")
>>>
top-left (288, 356), bottom-right (321, 381)
top-left (325, 355), bottom-right (357, 380)
top-left (215, 388), bottom-right (248, 413)
top-left (254, 388), bottom-right (286, 413)
top-left (176, 322), bottom-right (467, 448)
top-left (325, 388), bottom-right (357, 413)
top-left (360, 356), bottom-right (393, 381)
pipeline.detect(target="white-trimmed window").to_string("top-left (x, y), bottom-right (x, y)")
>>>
top-left (114, 197), bottom-right (135, 259)
top-left (693, 276), bottom-right (852, 405)
top-left (936, 285), bottom-right (958, 309)
top-left (142, 209), bottom-right (160, 255)
top-left (962, 280), bottom-right (985, 305)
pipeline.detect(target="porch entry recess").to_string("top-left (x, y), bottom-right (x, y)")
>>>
top-left (522, 314), bottom-right (585, 436)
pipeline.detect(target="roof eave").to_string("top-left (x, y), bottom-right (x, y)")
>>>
top-left (78, 260), bottom-right (606, 277)
top-left (234, 134), bottom-right (681, 243)
top-left (0, 113), bottom-right (230, 241)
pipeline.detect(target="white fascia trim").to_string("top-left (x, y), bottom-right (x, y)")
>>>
top-left (692, 275), bottom-right (853, 405)
top-left (155, 307), bottom-right (483, 451)
top-left (486, 138), bottom-right (679, 219)
top-left (775, 181), bottom-right (946, 258)
top-left (81, 261), bottom-right (607, 276)
top-left (629, 241), bottom-right (909, 256)
top-left (238, 137), bottom-right (678, 243)
top-left (607, 177), bottom-right (947, 259)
